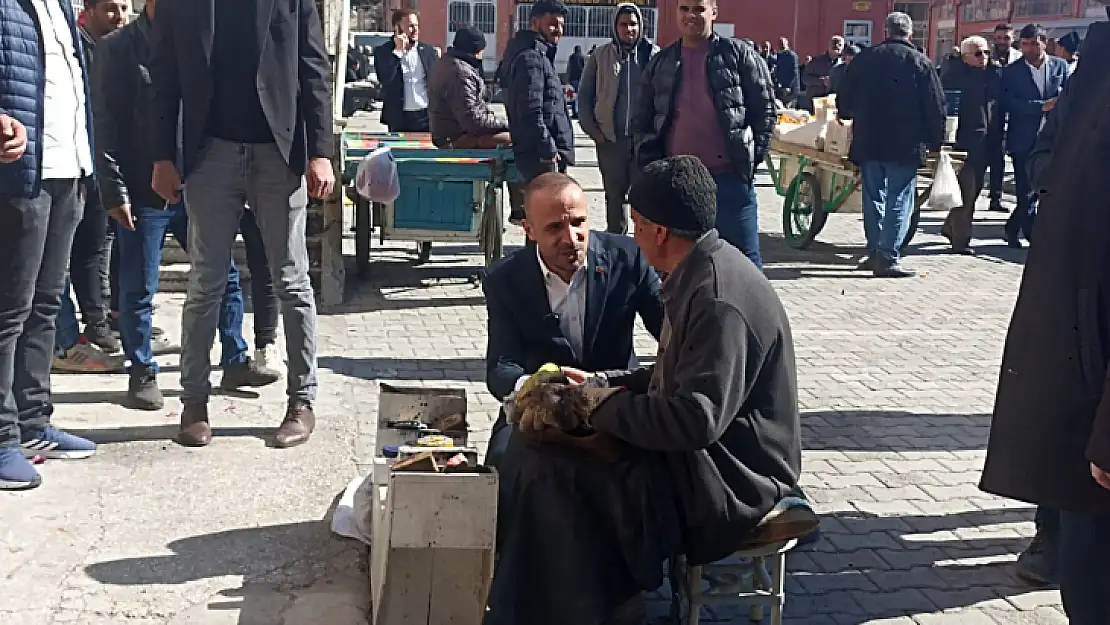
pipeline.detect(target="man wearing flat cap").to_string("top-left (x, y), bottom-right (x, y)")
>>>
top-left (486, 155), bottom-right (814, 625)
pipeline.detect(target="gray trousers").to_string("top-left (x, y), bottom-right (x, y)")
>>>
top-left (596, 138), bottom-right (635, 235)
top-left (180, 139), bottom-right (317, 404)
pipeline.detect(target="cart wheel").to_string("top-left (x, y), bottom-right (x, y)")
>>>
top-left (355, 198), bottom-right (372, 280)
top-left (900, 208), bottom-right (922, 250)
top-left (782, 172), bottom-right (827, 250)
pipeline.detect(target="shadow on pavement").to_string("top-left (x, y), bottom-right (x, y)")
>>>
top-left (84, 515), bottom-right (369, 625)
top-left (318, 356), bottom-right (485, 383)
top-left (66, 424), bottom-right (274, 445)
top-left (801, 410), bottom-right (992, 453)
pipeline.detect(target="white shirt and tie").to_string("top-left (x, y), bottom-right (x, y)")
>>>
top-left (393, 45), bottom-right (429, 112)
top-left (29, 0), bottom-right (93, 180)
top-left (511, 248), bottom-right (589, 394)
top-left (1026, 57), bottom-right (1049, 132)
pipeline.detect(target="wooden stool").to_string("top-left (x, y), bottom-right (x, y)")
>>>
top-left (681, 538), bottom-right (796, 625)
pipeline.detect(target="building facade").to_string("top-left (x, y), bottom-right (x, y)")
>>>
top-left (930, 0), bottom-right (1105, 61)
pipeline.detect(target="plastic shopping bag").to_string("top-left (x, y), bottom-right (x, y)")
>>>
top-left (930, 152), bottom-right (961, 211)
top-left (355, 146), bottom-right (400, 203)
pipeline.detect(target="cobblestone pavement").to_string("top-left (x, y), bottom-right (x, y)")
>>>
top-left (0, 112), bottom-right (1061, 624)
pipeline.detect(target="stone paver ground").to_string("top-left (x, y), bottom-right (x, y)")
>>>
top-left (0, 112), bottom-right (1060, 624)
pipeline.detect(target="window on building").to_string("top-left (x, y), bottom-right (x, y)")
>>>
top-left (960, 0), bottom-right (1010, 23)
top-left (516, 4), bottom-right (532, 33)
top-left (935, 2), bottom-right (956, 21)
top-left (642, 8), bottom-right (657, 40)
top-left (892, 1), bottom-right (929, 51)
top-left (588, 7), bottom-right (617, 38)
top-left (472, 2), bottom-right (496, 34)
top-left (448, 1), bottom-right (470, 31)
top-left (565, 6), bottom-right (588, 38)
top-left (1015, 0), bottom-right (1072, 16)
top-left (935, 27), bottom-right (955, 62)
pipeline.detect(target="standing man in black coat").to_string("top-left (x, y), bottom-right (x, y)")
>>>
top-left (567, 44), bottom-right (585, 119)
top-left (147, 0), bottom-right (335, 448)
top-left (979, 10), bottom-right (1110, 622)
top-left (373, 9), bottom-right (438, 134)
top-left (941, 35), bottom-right (1001, 255)
top-left (837, 12), bottom-right (945, 277)
top-left (498, 0), bottom-right (575, 194)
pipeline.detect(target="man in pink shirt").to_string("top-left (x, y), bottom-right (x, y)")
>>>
top-left (633, 0), bottom-right (776, 268)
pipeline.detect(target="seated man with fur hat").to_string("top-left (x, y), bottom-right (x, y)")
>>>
top-left (485, 156), bottom-right (816, 625)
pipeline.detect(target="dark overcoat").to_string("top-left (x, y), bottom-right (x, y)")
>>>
top-left (979, 21), bottom-right (1110, 515)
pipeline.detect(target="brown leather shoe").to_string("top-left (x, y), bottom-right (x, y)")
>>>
top-left (274, 400), bottom-right (315, 448)
top-left (177, 403), bottom-right (212, 447)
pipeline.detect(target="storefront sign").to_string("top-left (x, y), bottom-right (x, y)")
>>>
top-left (853, 1), bottom-right (871, 10)
top-left (515, 0), bottom-right (656, 6)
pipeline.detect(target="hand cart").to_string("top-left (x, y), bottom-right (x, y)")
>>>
top-left (342, 132), bottom-right (520, 279)
top-left (764, 138), bottom-right (965, 250)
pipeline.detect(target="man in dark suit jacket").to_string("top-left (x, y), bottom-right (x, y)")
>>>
top-left (147, 0), bottom-right (335, 449)
top-left (483, 173), bottom-right (663, 465)
top-left (999, 23), bottom-right (1068, 248)
top-left (373, 8), bottom-right (438, 134)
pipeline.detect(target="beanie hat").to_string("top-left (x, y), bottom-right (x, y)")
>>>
top-left (530, 0), bottom-right (568, 20)
top-left (452, 25), bottom-right (487, 54)
top-left (628, 156), bottom-right (717, 234)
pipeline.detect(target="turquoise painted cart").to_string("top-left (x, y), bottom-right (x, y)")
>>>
top-left (764, 138), bottom-right (965, 250)
top-left (342, 133), bottom-right (520, 278)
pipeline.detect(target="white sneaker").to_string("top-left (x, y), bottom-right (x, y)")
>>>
top-left (52, 342), bottom-right (126, 373)
top-left (255, 344), bottom-right (284, 375)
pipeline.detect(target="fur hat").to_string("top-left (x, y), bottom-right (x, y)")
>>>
top-left (628, 156), bottom-right (717, 234)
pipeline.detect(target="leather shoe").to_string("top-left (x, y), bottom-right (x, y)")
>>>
top-left (275, 400), bottom-right (315, 448)
top-left (177, 403), bottom-right (212, 447)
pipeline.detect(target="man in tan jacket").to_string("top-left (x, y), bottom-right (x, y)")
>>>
top-left (578, 3), bottom-right (656, 235)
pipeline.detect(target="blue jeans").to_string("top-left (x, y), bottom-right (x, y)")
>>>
top-left (712, 172), bottom-right (762, 269)
top-left (54, 277), bottom-right (81, 354)
top-left (859, 161), bottom-right (917, 265)
top-left (1059, 511), bottom-right (1110, 625)
top-left (117, 203), bottom-right (247, 371)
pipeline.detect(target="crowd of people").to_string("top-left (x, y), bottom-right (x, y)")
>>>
top-left (2, 0), bottom-right (1109, 621)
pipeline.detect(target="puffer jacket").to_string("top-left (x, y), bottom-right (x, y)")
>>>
top-left (498, 30), bottom-right (574, 181)
top-left (634, 35), bottom-right (776, 182)
top-left (92, 11), bottom-right (163, 211)
top-left (0, 0), bottom-right (95, 199)
top-left (428, 49), bottom-right (508, 146)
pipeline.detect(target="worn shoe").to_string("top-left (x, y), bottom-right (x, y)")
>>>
top-left (1005, 230), bottom-right (1025, 249)
top-left (177, 403), bottom-right (213, 447)
top-left (740, 496), bottom-right (821, 549)
top-left (1015, 531), bottom-right (1059, 587)
top-left (254, 344), bottom-right (284, 374)
top-left (0, 448), bottom-right (42, 490)
top-left (84, 321), bottom-right (121, 354)
top-left (125, 366), bottom-right (164, 411)
top-left (873, 262), bottom-right (916, 278)
top-left (989, 198), bottom-right (1007, 212)
top-left (21, 426), bottom-right (96, 460)
top-left (220, 357), bottom-right (281, 390)
top-left (52, 341), bottom-right (126, 373)
top-left (275, 400), bottom-right (316, 448)
top-left (856, 255), bottom-right (876, 271)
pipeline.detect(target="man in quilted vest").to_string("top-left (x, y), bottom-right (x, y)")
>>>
top-left (0, 0), bottom-right (101, 490)
top-left (578, 2), bottom-right (657, 235)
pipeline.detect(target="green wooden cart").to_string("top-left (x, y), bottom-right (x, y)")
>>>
top-left (764, 138), bottom-right (964, 250)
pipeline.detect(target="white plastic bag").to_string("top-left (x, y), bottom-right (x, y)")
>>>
top-left (355, 146), bottom-right (400, 203)
top-left (930, 152), bottom-right (961, 211)
top-left (330, 475), bottom-right (375, 545)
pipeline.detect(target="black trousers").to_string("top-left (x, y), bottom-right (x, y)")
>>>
top-left (0, 180), bottom-right (83, 447)
top-left (388, 108), bottom-right (430, 133)
top-left (69, 180), bottom-right (110, 327)
top-left (239, 209), bottom-right (279, 348)
top-left (596, 137), bottom-right (636, 235)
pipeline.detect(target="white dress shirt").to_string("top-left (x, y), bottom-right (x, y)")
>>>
top-left (1026, 58), bottom-right (1049, 131)
top-left (509, 249), bottom-right (589, 395)
top-left (393, 45), bottom-right (429, 112)
top-left (29, 0), bottom-right (93, 180)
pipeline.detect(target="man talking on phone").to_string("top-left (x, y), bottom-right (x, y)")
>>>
top-left (499, 0), bottom-right (575, 186)
top-left (374, 9), bottom-right (438, 134)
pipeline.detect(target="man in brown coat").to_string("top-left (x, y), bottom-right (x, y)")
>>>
top-left (428, 25), bottom-right (508, 149)
top-left (979, 10), bottom-right (1110, 623)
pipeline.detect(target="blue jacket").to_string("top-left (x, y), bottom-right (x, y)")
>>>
top-left (483, 232), bottom-right (664, 402)
top-left (1000, 55), bottom-right (1068, 156)
top-left (0, 0), bottom-right (95, 199)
